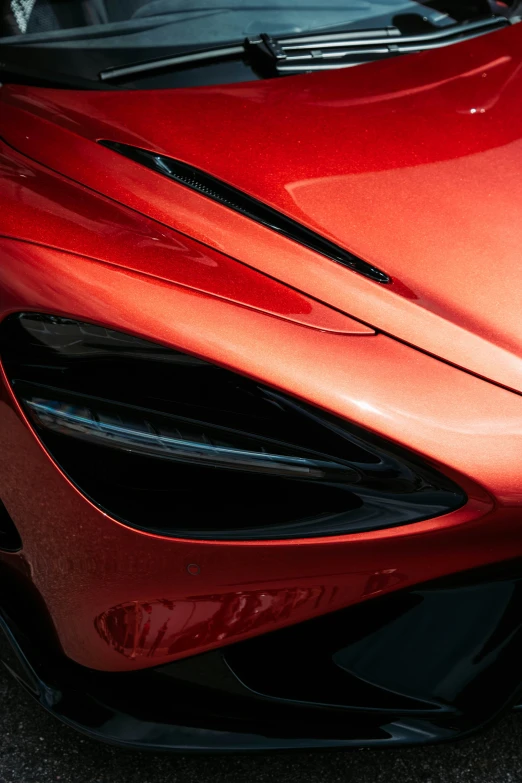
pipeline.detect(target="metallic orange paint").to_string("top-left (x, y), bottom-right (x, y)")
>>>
top-left (2, 25), bottom-right (522, 674)
top-left (2, 24), bottom-right (522, 392)
top-left (0, 236), bottom-right (520, 672)
top-left (0, 143), bottom-right (371, 334)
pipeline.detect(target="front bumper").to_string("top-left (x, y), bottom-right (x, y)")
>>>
top-left (3, 558), bottom-right (522, 751)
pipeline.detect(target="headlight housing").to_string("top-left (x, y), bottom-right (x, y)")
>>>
top-left (0, 313), bottom-right (465, 540)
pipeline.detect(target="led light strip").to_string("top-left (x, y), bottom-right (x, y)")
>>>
top-left (25, 398), bottom-right (349, 479)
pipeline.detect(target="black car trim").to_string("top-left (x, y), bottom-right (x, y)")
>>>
top-left (99, 140), bottom-right (391, 284)
top-left (3, 559), bottom-right (522, 751)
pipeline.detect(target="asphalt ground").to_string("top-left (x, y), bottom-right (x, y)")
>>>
top-left (1, 666), bottom-right (522, 783)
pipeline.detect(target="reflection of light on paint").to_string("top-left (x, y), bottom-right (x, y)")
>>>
top-left (352, 399), bottom-right (389, 418)
top-left (95, 586), bottom-right (328, 661)
top-left (11, 0), bottom-right (37, 33)
top-left (363, 568), bottom-right (404, 597)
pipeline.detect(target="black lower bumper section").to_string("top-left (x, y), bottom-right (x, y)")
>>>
top-left (3, 560), bottom-right (522, 751)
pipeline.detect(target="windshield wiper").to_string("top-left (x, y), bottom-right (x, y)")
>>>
top-left (99, 15), bottom-right (511, 83)
top-left (99, 41), bottom-right (245, 82)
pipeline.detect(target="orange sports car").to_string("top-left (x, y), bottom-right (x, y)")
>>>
top-left (1, 0), bottom-right (522, 751)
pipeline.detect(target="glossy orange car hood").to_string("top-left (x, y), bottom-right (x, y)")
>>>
top-left (2, 22), bottom-right (522, 391)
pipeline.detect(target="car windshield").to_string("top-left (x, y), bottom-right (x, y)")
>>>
top-left (0, 0), bottom-right (518, 88)
top-left (0, 1), bottom-right (515, 43)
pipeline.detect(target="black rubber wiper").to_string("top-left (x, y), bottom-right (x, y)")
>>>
top-left (99, 42), bottom-right (246, 82)
top-left (99, 15), bottom-right (510, 83)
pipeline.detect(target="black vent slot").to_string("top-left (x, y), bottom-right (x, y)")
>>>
top-left (0, 499), bottom-right (22, 552)
top-left (99, 140), bottom-right (390, 284)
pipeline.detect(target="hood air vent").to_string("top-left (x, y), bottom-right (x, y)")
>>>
top-left (99, 140), bottom-right (390, 284)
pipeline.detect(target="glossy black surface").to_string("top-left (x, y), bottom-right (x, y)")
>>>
top-left (99, 140), bottom-right (390, 283)
top-left (0, 313), bottom-right (465, 540)
top-left (225, 562), bottom-right (522, 721)
top-left (2, 560), bottom-right (522, 751)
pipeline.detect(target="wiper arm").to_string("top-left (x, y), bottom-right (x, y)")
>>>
top-left (270, 15), bottom-right (510, 74)
top-left (99, 15), bottom-right (510, 83)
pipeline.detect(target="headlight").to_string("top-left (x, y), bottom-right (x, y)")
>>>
top-left (0, 313), bottom-right (465, 540)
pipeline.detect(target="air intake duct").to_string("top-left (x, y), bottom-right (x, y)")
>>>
top-left (0, 313), bottom-right (464, 540)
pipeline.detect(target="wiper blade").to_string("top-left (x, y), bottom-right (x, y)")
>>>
top-left (98, 26), bottom-right (401, 81)
top-left (99, 15), bottom-right (510, 83)
top-left (99, 42), bottom-right (245, 82)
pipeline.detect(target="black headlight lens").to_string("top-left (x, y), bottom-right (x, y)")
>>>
top-left (0, 313), bottom-right (465, 540)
